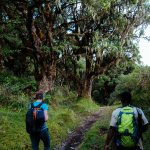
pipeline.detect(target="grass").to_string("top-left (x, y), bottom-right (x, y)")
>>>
top-left (0, 108), bottom-right (31, 150)
top-left (48, 98), bottom-right (100, 149)
top-left (0, 98), bottom-right (100, 150)
top-left (0, 103), bottom-right (149, 150)
top-left (78, 106), bottom-right (113, 150)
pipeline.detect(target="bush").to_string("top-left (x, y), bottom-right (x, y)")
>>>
top-left (50, 86), bottom-right (77, 106)
top-left (108, 66), bottom-right (150, 107)
top-left (0, 71), bottom-right (36, 108)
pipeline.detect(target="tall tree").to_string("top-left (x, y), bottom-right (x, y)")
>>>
top-left (59, 0), bottom-right (150, 98)
top-left (1, 0), bottom-right (68, 91)
top-left (1, 0), bottom-right (150, 98)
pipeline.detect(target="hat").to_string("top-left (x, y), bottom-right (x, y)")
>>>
top-left (119, 91), bottom-right (131, 102)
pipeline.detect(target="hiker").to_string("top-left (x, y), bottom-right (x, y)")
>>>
top-left (27, 90), bottom-right (50, 150)
top-left (104, 91), bottom-right (149, 150)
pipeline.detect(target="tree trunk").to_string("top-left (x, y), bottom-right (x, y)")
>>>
top-left (37, 73), bottom-right (52, 92)
top-left (35, 61), bottom-right (56, 93)
top-left (78, 76), bottom-right (94, 99)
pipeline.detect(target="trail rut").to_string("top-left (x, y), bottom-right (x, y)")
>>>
top-left (56, 108), bottom-right (105, 150)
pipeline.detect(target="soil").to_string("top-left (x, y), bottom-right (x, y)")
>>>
top-left (55, 109), bottom-right (104, 150)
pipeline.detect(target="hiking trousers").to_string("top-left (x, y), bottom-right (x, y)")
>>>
top-left (30, 128), bottom-right (50, 150)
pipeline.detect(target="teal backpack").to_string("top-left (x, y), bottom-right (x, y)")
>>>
top-left (116, 106), bottom-right (139, 148)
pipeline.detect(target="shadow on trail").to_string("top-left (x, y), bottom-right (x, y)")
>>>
top-left (56, 109), bottom-right (103, 150)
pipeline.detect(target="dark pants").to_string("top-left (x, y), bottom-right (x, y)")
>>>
top-left (30, 128), bottom-right (50, 150)
top-left (117, 146), bottom-right (141, 150)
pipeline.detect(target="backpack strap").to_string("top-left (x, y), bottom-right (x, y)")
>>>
top-left (31, 102), bottom-right (34, 109)
top-left (36, 102), bottom-right (44, 109)
top-left (31, 102), bottom-right (44, 109)
top-left (136, 107), bottom-right (143, 140)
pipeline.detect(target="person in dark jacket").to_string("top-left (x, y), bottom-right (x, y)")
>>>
top-left (104, 91), bottom-right (148, 150)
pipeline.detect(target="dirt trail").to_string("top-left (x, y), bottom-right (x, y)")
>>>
top-left (56, 108), bottom-right (105, 150)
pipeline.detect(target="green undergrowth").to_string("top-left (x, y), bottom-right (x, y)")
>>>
top-left (48, 98), bottom-right (100, 149)
top-left (0, 98), bottom-right (100, 150)
top-left (72, 98), bottom-right (100, 115)
top-left (78, 106), bottom-right (113, 150)
top-left (78, 121), bottom-right (106, 150)
top-left (0, 108), bottom-right (30, 150)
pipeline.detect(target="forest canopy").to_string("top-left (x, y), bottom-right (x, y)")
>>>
top-left (0, 0), bottom-right (150, 100)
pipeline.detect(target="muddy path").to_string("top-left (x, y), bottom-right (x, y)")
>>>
top-left (56, 108), bottom-right (106, 150)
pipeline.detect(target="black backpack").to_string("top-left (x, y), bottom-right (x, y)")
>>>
top-left (26, 102), bottom-right (45, 134)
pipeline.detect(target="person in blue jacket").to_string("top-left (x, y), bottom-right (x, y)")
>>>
top-left (29, 90), bottom-right (50, 150)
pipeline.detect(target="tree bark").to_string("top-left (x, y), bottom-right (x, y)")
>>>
top-left (35, 60), bottom-right (56, 93)
top-left (77, 76), bottom-right (94, 99)
top-left (37, 73), bottom-right (51, 92)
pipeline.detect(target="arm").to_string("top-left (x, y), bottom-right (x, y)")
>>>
top-left (44, 110), bottom-right (48, 121)
top-left (104, 126), bottom-right (115, 150)
top-left (42, 103), bottom-right (49, 121)
top-left (142, 123), bottom-right (148, 132)
top-left (104, 109), bottom-right (119, 150)
top-left (137, 108), bottom-right (149, 132)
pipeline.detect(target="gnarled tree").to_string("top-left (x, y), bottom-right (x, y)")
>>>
top-left (1, 0), bottom-right (150, 98)
top-left (58, 0), bottom-right (150, 98)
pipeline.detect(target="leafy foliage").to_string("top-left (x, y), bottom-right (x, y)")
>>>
top-left (0, 0), bottom-right (150, 97)
top-left (0, 71), bottom-right (36, 108)
top-left (92, 63), bottom-right (135, 104)
top-left (109, 66), bottom-right (150, 106)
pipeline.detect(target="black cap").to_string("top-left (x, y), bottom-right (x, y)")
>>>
top-left (119, 91), bottom-right (131, 103)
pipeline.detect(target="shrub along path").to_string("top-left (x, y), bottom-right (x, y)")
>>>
top-left (56, 108), bottom-right (105, 150)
